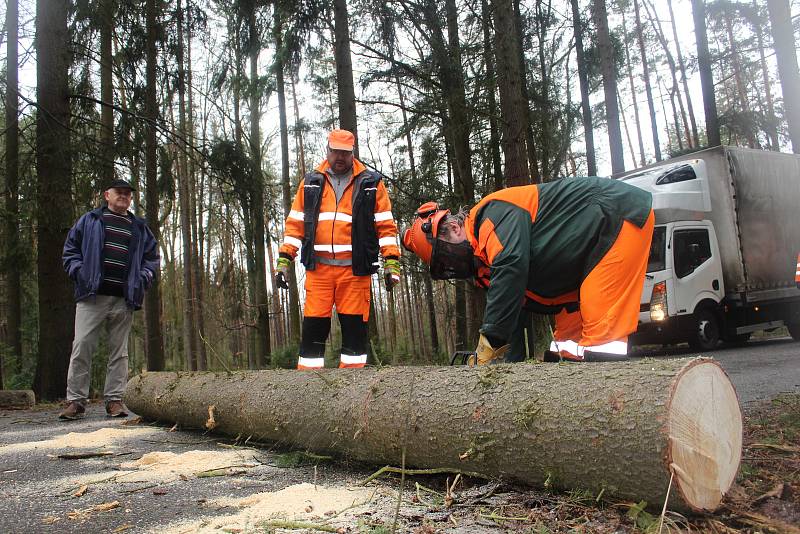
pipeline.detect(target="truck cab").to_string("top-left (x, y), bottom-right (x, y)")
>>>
top-left (637, 220), bottom-right (726, 349)
top-left (620, 147), bottom-right (800, 350)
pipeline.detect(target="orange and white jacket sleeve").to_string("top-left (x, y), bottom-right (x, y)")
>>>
top-left (375, 180), bottom-right (400, 259)
top-left (278, 179), bottom-right (305, 260)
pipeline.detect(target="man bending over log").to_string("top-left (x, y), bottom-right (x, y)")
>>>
top-left (402, 177), bottom-right (654, 365)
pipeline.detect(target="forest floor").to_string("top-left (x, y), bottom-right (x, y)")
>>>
top-left (0, 393), bottom-right (797, 533)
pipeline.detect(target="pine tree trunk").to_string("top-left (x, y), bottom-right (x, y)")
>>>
top-left (667, 0), bottom-right (699, 148)
top-left (619, 5), bottom-right (646, 167)
top-left (692, 0), bottom-right (721, 147)
top-left (492, 0), bottom-right (530, 185)
top-left (185, 17), bottom-right (207, 370)
top-left (723, 8), bottom-right (756, 148)
top-left (100, 1), bottom-right (114, 185)
top-left (753, 0), bottom-right (779, 151)
top-left (481, 0), bottom-right (505, 189)
top-left (273, 10), bottom-right (294, 349)
top-left (767, 0), bottom-right (800, 153)
top-left (143, 0), bottom-right (165, 371)
top-left (594, 0), bottom-right (625, 174)
top-left (286, 77), bottom-right (303, 344)
top-left (34, 0), bottom-right (74, 401)
top-left (125, 357), bottom-right (742, 513)
top-left (572, 0), bottom-right (597, 175)
top-left (634, 0), bottom-right (662, 160)
top-left (247, 11), bottom-right (270, 367)
top-left (642, 0), bottom-right (692, 150)
top-left (4, 0), bottom-right (22, 379)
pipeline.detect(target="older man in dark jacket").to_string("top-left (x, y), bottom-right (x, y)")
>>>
top-left (59, 180), bottom-right (160, 420)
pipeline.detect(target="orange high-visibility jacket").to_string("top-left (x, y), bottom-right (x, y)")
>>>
top-left (279, 158), bottom-right (399, 274)
top-left (796, 253), bottom-right (800, 288)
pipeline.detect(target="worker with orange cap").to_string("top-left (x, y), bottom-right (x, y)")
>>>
top-left (276, 129), bottom-right (400, 369)
top-left (402, 177), bottom-right (654, 364)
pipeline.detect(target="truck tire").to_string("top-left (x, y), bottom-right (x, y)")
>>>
top-left (788, 323), bottom-right (800, 341)
top-left (688, 308), bottom-right (720, 351)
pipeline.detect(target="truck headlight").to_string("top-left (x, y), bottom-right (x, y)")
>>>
top-left (650, 281), bottom-right (667, 322)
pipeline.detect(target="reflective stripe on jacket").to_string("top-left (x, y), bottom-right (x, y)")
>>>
top-left (279, 158), bottom-right (399, 276)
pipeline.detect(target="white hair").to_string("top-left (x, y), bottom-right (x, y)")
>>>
top-left (437, 208), bottom-right (468, 239)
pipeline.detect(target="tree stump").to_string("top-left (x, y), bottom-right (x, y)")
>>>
top-left (124, 357), bottom-right (741, 512)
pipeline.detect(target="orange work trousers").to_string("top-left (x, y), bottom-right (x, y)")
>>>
top-left (303, 263), bottom-right (371, 320)
top-left (551, 210), bottom-right (655, 359)
top-left (298, 263), bottom-right (371, 370)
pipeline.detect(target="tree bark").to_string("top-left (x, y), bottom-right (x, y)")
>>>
top-left (0, 390), bottom-right (35, 409)
top-left (767, 0), bottom-right (800, 153)
top-left (144, 0), bottom-right (166, 371)
top-left (4, 0), bottom-right (22, 380)
top-left (125, 357), bottom-right (742, 513)
top-left (100, 0), bottom-right (115, 186)
top-left (481, 0), bottom-right (505, 189)
top-left (692, 0), bottom-right (721, 147)
top-left (176, 0), bottom-right (199, 371)
top-left (34, 0), bottom-right (74, 401)
top-left (492, 0), bottom-right (530, 185)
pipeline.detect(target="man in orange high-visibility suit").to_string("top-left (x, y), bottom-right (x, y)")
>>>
top-left (402, 177), bottom-right (654, 364)
top-left (795, 253), bottom-right (800, 289)
top-left (276, 129), bottom-right (401, 369)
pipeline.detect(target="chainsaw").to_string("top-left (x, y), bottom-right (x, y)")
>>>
top-left (449, 351), bottom-right (477, 366)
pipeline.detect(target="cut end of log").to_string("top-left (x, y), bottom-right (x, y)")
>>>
top-left (667, 359), bottom-right (742, 512)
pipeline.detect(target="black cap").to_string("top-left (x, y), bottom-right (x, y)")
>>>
top-left (106, 179), bottom-right (136, 191)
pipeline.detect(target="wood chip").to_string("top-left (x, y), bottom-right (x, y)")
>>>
top-left (94, 501), bottom-right (121, 512)
top-left (73, 485), bottom-right (88, 497)
top-left (205, 404), bottom-right (217, 430)
top-left (122, 416), bottom-right (143, 426)
top-left (113, 524), bottom-right (134, 532)
top-left (752, 482), bottom-right (786, 504)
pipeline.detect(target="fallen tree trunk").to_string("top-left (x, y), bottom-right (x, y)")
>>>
top-left (124, 357), bottom-right (741, 512)
top-left (0, 390), bottom-right (35, 409)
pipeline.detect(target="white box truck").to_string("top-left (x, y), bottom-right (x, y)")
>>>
top-left (617, 146), bottom-right (800, 350)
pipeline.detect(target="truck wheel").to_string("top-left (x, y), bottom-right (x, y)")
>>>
top-left (688, 309), bottom-right (720, 351)
top-left (788, 323), bottom-right (800, 341)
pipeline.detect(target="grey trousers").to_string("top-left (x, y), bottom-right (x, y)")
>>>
top-left (66, 295), bottom-right (134, 405)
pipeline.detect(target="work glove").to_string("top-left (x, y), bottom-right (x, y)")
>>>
top-left (275, 257), bottom-right (291, 289)
top-left (383, 258), bottom-right (401, 291)
top-left (474, 333), bottom-right (510, 366)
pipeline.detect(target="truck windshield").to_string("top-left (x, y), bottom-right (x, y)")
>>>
top-left (647, 226), bottom-right (666, 273)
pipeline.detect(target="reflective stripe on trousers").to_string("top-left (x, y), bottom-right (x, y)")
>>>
top-left (548, 339), bottom-right (628, 361)
top-left (296, 354), bottom-right (367, 370)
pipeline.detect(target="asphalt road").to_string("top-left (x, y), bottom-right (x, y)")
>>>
top-left (630, 335), bottom-right (800, 403)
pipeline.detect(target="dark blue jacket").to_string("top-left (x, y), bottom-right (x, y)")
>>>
top-left (63, 207), bottom-right (160, 310)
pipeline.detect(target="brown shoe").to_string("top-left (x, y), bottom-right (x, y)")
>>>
top-left (105, 401), bottom-right (129, 418)
top-left (59, 401), bottom-right (86, 420)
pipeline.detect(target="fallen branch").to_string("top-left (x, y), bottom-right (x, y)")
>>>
top-left (58, 451), bottom-right (114, 460)
top-left (258, 520), bottom-right (339, 533)
top-left (361, 465), bottom-right (489, 486)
